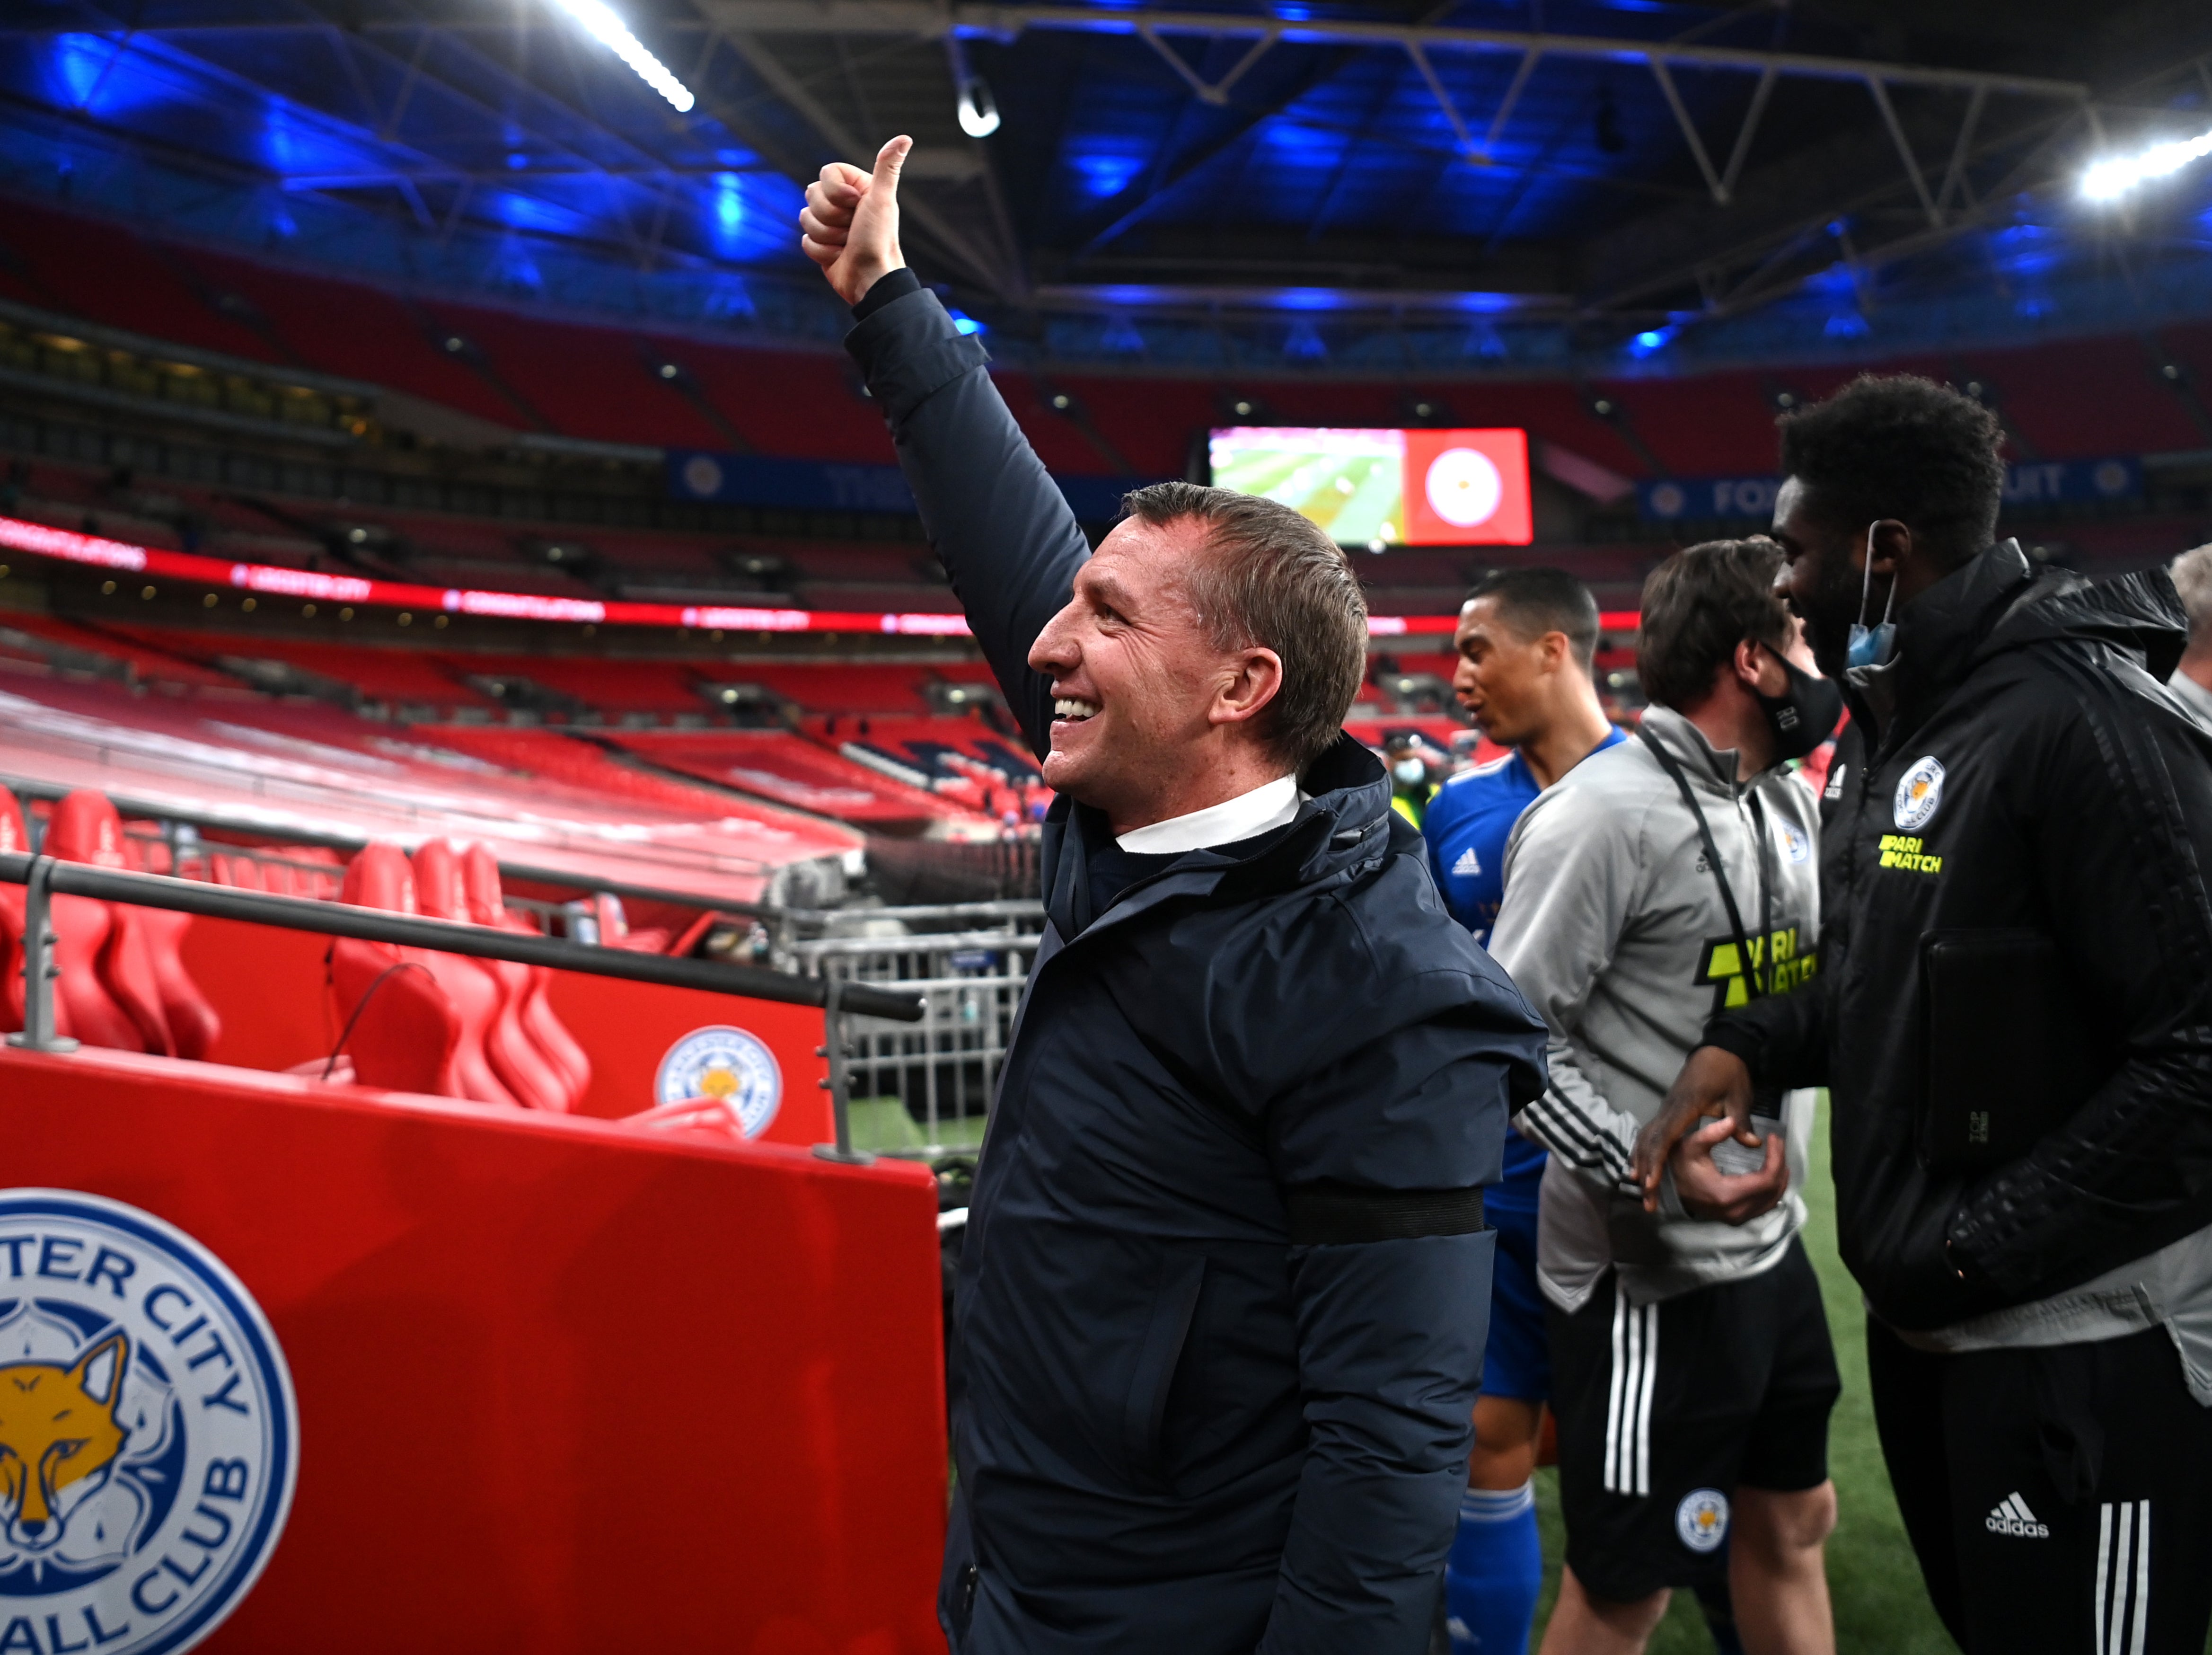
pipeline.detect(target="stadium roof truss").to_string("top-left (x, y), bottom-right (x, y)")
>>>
top-left (0, 0), bottom-right (2209, 370)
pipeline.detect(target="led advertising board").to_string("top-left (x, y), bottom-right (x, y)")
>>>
top-left (1208, 426), bottom-right (1533, 548)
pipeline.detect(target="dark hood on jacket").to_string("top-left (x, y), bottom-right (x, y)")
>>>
top-left (1853, 540), bottom-right (2191, 751)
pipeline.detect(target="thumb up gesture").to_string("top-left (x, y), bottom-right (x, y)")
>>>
top-left (800, 134), bottom-right (912, 305)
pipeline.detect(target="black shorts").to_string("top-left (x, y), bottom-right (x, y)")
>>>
top-left (1870, 1318), bottom-right (2212, 1655)
top-left (1547, 1237), bottom-right (1840, 1603)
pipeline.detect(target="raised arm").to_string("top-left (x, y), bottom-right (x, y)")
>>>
top-left (804, 137), bottom-right (1086, 757)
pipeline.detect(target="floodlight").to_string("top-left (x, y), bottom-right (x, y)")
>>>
top-left (544, 0), bottom-right (695, 113)
top-left (957, 77), bottom-right (1001, 139)
top-left (2081, 128), bottom-right (2212, 201)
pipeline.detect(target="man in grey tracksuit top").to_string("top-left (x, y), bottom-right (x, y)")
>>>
top-left (1490, 540), bottom-right (1841, 1655)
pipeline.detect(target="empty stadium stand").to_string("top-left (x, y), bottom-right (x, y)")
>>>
top-left (10, 193), bottom-right (2212, 506)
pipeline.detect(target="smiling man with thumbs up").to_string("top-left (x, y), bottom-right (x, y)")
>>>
top-left (801, 140), bottom-right (1549, 1655)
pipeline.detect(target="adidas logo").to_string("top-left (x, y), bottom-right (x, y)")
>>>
top-left (1452, 847), bottom-right (1481, 877)
top-left (1985, 1493), bottom-right (2050, 1538)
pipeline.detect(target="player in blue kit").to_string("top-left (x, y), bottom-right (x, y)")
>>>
top-left (1425, 569), bottom-right (1623, 1655)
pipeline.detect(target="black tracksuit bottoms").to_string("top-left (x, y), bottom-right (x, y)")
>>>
top-left (1868, 1318), bottom-right (2212, 1655)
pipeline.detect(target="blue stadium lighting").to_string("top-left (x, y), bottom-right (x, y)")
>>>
top-left (2082, 128), bottom-right (2212, 201)
top-left (712, 172), bottom-right (745, 253)
top-left (947, 310), bottom-right (987, 336)
top-left (49, 33), bottom-right (170, 115)
top-left (1070, 151), bottom-right (1146, 198)
top-left (491, 191), bottom-right (587, 234)
top-left (543, 0), bottom-right (696, 113)
top-left (1629, 328), bottom-right (1670, 356)
top-left (53, 34), bottom-right (122, 108)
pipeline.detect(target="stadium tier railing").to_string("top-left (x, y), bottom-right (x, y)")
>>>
top-left (0, 848), bottom-right (924, 1163)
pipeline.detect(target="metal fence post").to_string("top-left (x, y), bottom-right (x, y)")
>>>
top-left (813, 974), bottom-right (873, 1166)
top-left (7, 858), bottom-right (78, 1055)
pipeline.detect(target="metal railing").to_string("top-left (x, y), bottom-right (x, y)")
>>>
top-left (0, 852), bottom-right (924, 1164)
top-left (789, 917), bottom-right (1046, 1156)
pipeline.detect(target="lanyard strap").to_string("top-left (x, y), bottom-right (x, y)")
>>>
top-left (1636, 725), bottom-right (1769, 1000)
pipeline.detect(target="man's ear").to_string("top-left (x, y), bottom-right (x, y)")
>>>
top-left (1732, 638), bottom-right (1767, 691)
top-left (1866, 517), bottom-right (1910, 577)
top-left (1212, 646), bottom-right (1285, 727)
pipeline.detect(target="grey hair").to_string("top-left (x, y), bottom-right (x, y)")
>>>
top-left (1119, 481), bottom-right (1368, 772)
top-left (2172, 543), bottom-right (2212, 638)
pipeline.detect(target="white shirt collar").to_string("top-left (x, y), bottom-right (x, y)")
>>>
top-left (1114, 773), bottom-right (1305, 855)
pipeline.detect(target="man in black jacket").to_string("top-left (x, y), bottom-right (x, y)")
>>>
top-left (1633, 376), bottom-right (2212, 1654)
top-left (801, 139), bottom-right (1548, 1655)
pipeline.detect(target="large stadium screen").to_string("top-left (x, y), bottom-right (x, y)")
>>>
top-left (1207, 426), bottom-right (1533, 548)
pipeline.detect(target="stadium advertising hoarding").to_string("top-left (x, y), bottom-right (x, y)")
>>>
top-left (0, 516), bottom-right (1630, 636)
top-left (1639, 457), bottom-right (2145, 522)
top-left (1209, 427), bottom-right (1534, 548)
top-left (666, 449), bottom-right (1140, 525)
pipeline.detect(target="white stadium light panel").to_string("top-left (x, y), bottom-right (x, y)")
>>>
top-left (2081, 127), bottom-right (2212, 201)
top-left (545, 0), bottom-right (696, 113)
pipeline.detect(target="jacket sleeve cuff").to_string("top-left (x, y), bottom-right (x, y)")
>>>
top-left (851, 266), bottom-right (920, 322)
top-left (1699, 1017), bottom-right (1764, 1077)
top-left (843, 286), bottom-right (989, 425)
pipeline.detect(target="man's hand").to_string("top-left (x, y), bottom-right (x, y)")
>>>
top-left (1669, 1116), bottom-right (1790, 1225)
top-left (800, 134), bottom-right (911, 305)
top-left (1631, 1045), bottom-right (1756, 1213)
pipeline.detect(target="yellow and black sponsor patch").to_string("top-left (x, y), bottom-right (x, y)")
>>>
top-left (1696, 926), bottom-right (1817, 1011)
top-left (1877, 833), bottom-right (1943, 875)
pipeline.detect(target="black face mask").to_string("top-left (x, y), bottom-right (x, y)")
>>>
top-left (1754, 654), bottom-right (1844, 763)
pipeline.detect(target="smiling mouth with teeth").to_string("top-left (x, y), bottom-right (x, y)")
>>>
top-left (1054, 697), bottom-right (1100, 722)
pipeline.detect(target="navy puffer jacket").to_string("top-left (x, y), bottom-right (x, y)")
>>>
top-left (846, 281), bottom-right (1548, 1655)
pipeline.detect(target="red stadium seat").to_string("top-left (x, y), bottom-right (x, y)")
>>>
top-left (39, 792), bottom-right (175, 1056)
top-left (459, 842), bottom-right (590, 1113)
top-left (331, 844), bottom-right (463, 1097)
top-left (405, 841), bottom-right (532, 1110)
top-left (55, 802), bottom-right (224, 1062)
top-left (0, 792), bottom-right (26, 1031)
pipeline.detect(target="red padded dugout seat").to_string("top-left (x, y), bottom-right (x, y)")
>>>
top-left (42, 791), bottom-right (221, 1060)
top-left (413, 839), bottom-right (564, 1111)
top-left (0, 793), bottom-right (26, 1031)
top-left (328, 844), bottom-right (462, 1097)
top-left (459, 842), bottom-right (590, 1111)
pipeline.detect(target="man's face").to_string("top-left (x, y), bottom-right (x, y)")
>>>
top-left (1025, 516), bottom-right (1257, 817)
top-left (1770, 477), bottom-right (1867, 676)
top-left (1453, 595), bottom-right (1561, 748)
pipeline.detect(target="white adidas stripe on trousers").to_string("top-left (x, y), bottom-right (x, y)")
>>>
top-left (1603, 1295), bottom-right (1660, 1497)
top-left (2095, 1499), bottom-right (2152, 1655)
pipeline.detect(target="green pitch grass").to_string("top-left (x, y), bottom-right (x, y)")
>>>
top-left (1210, 447), bottom-right (1401, 546)
top-left (1527, 1105), bottom-right (1958, 1653)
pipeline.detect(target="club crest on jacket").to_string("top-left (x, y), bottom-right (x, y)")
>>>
top-left (1893, 755), bottom-right (1948, 831)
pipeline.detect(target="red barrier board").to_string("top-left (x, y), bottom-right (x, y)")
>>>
top-left (179, 916), bottom-right (836, 1146)
top-left (0, 1044), bottom-right (947, 1654)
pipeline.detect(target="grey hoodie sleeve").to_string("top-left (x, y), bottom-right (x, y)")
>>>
top-left (1490, 784), bottom-right (1649, 1197)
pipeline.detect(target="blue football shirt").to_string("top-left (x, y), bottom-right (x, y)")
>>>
top-left (1425, 727), bottom-right (1626, 1190)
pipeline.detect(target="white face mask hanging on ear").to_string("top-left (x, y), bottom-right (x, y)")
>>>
top-left (1846, 520), bottom-right (1899, 669)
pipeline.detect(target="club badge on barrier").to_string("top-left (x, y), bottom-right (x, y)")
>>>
top-left (0, 1189), bottom-right (297, 1655)
top-left (653, 1026), bottom-right (784, 1138)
